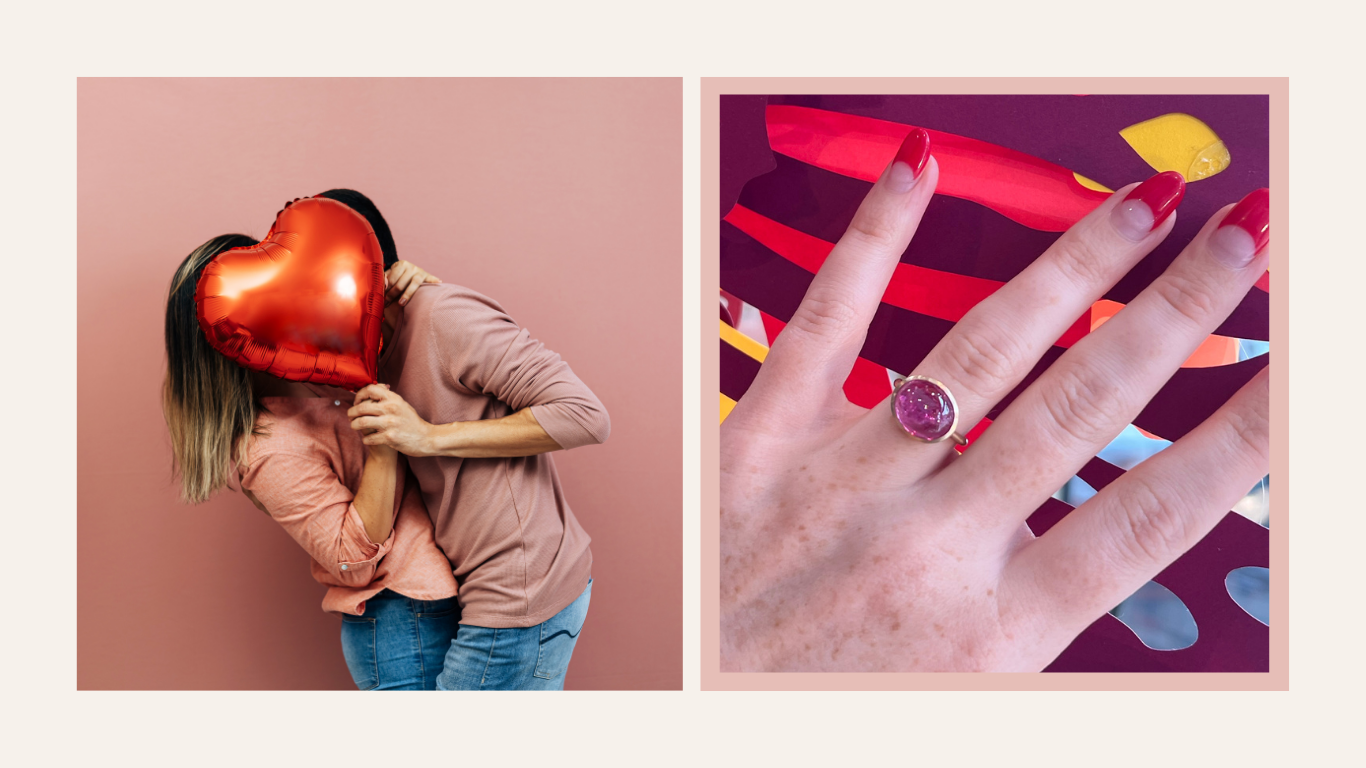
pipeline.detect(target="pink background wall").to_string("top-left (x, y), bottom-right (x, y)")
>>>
top-left (77, 78), bottom-right (681, 690)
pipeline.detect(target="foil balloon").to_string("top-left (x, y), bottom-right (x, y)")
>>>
top-left (195, 196), bottom-right (385, 390)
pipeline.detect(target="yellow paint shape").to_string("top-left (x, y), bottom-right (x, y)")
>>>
top-left (721, 393), bottom-right (737, 423)
top-left (1119, 113), bottom-right (1230, 181)
top-left (720, 319), bottom-right (768, 362)
top-left (1073, 173), bottom-right (1113, 193)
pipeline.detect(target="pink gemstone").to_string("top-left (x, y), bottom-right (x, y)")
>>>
top-left (893, 378), bottom-right (956, 441)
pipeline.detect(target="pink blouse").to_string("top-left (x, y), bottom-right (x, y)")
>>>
top-left (237, 396), bottom-right (458, 616)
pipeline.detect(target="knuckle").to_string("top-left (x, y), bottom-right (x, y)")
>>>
top-left (939, 319), bottom-right (1026, 396)
top-left (786, 294), bottom-right (864, 345)
top-left (1038, 363), bottom-right (1124, 446)
top-left (1151, 272), bottom-right (1220, 329)
top-left (1108, 475), bottom-right (1190, 567)
top-left (1046, 237), bottom-right (1110, 290)
top-left (844, 209), bottom-right (901, 251)
top-left (1224, 398), bottom-right (1271, 468)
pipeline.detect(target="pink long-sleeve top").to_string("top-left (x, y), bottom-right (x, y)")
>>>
top-left (237, 396), bottom-right (459, 616)
top-left (380, 283), bottom-right (609, 629)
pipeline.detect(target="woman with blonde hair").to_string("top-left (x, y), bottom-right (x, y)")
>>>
top-left (162, 191), bottom-right (459, 690)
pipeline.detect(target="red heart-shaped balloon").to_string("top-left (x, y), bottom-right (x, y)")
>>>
top-left (195, 196), bottom-right (385, 391)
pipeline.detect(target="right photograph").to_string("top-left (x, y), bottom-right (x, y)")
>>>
top-left (715, 91), bottom-right (1274, 676)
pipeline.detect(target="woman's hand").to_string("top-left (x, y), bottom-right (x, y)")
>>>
top-left (384, 260), bottom-right (442, 307)
top-left (719, 129), bottom-right (1271, 672)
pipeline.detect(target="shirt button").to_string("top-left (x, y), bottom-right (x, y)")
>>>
top-left (334, 400), bottom-right (341, 406)
top-left (340, 564), bottom-right (349, 571)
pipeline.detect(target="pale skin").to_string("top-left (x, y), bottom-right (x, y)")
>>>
top-left (242, 260), bottom-right (444, 544)
top-left (720, 155), bottom-right (1271, 671)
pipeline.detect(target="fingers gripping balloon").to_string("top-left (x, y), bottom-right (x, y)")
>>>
top-left (195, 197), bottom-right (386, 391)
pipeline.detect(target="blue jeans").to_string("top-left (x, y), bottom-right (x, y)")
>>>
top-left (339, 590), bottom-right (460, 690)
top-left (435, 578), bottom-right (592, 690)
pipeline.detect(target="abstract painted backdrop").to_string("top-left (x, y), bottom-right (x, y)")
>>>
top-left (720, 95), bottom-right (1270, 672)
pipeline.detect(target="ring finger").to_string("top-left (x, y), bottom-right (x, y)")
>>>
top-left (849, 172), bottom-right (1186, 470)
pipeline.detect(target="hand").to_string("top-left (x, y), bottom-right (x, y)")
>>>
top-left (720, 129), bottom-right (1270, 672)
top-left (384, 260), bottom-right (441, 307)
top-left (349, 384), bottom-right (436, 457)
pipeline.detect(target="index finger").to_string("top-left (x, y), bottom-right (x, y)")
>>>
top-left (744, 128), bottom-right (937, 419)
top-left (399, 277), bottom-right (423, 306)
top-left (385, 263), bottom-right (413, 302)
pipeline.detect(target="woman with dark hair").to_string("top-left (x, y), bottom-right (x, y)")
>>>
top-left (162, 216), bottom-right (460, 690)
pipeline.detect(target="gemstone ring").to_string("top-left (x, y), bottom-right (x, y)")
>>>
top-left (890, 375), bottom-right (968, 446)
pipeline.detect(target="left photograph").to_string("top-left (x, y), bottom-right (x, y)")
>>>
top-left (78, 78), bottom-right (682, 690)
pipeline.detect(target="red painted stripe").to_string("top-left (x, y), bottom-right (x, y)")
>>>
top-left (845, 355), bottom-right (893, 409)
top-left (766, 105), bottom-right (1110, 232)
top-left (726, 204), bottom-right (1091, 348)
top-left (956, 417), bottom-right (993, 455)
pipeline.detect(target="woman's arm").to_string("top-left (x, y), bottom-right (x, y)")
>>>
top-left (239, 446), bottom-right (401, 587)
top-left (351, 445), bottom-right (399, 543)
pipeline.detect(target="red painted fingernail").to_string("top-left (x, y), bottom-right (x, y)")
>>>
top-left (886, 127), bottom-right (930, 193)
top-left (1209, 188), bottom-right (1270, 268)
top-left (1111, 171), bottom-right (1185, 241)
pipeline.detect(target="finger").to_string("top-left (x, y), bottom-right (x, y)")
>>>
top-left (851, 172), bottom-right (1186, 463)
top-left (746, 128), bottom-right (936, 419)
top-left (1007, 365), bottom-right (1268, 635)
top-left (346, 401), bottom-right (385, 420)
top-left (946, 188), bottom-right (1270, 519)
top-left (350, 416), bottom-right (384, 432)
top-left (399, 277), bottom-right (423, 306)
top-left (388, 262), bottom-right (414, 298)
top-left (425, 274), bottom-right (441, 284)
top-left (386, 263), bottom-right (413, 302)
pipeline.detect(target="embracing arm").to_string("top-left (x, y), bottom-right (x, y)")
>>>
top-left (350, 383), bottom-right (602, 459)
top-left (351, 289), bottom-right (610, 458)
top-left (421, 406), bottom-right (561, 458)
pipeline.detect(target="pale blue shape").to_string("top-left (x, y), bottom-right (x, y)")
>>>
top-left (1225, 566), bottom-right (1270, 625)
top-left (1111, 580), bottom-right (1199, 651)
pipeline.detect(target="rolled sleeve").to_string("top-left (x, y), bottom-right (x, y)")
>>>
top-left (435, 291), bottom-right (610, 449)
top-left (240, 450), bottom-right (396, 587)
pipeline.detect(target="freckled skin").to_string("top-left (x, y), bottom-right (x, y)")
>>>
top-left (720, 408), bottom-right (1044, 671)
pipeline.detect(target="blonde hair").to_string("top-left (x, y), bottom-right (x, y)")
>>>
top-left (162, 234), bottom-right (267, 503)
